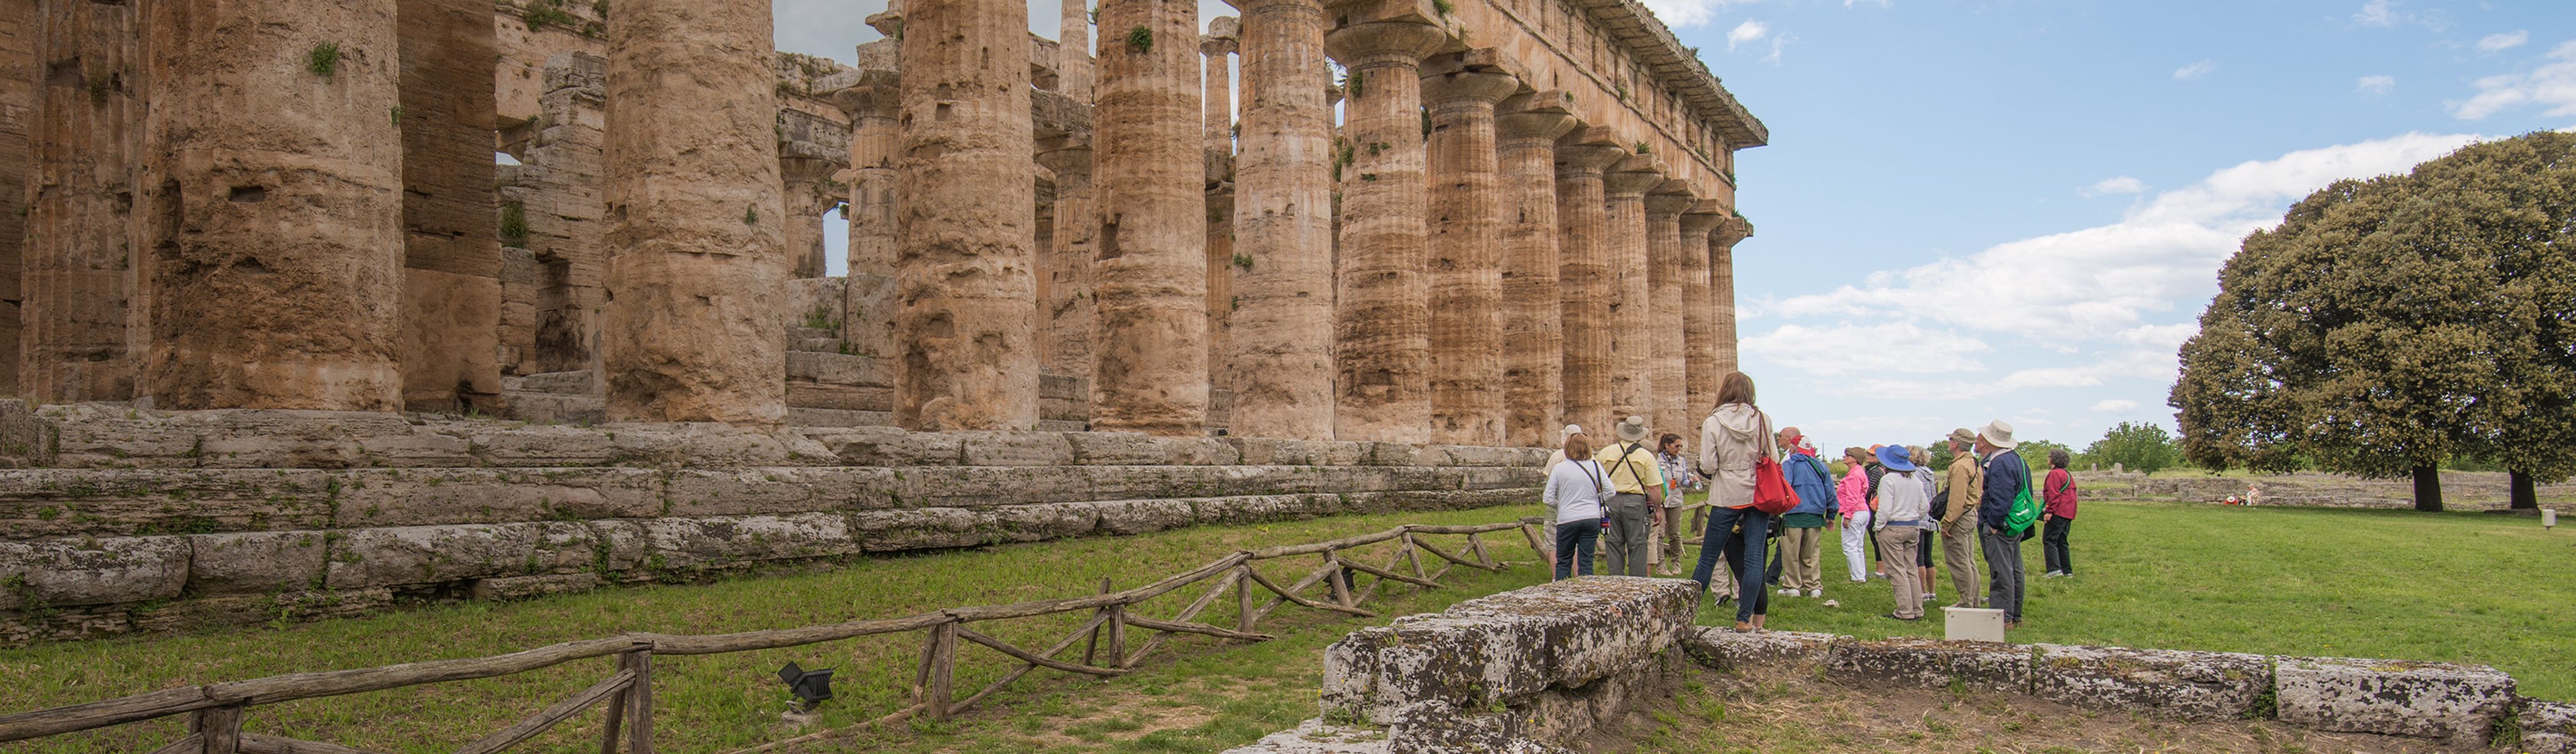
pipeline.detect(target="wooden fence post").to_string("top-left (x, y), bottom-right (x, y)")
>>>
top-left (1323, 550), bottom-right (1351, 607)
top-left (1082, 577), bottom-right (1111, 665)
top-left (616, 649), bottom-right (654, 754)
top-left (926, 620), bottom-right (959, 722)
top-left (1103, 603), bottom-right (1128, 668)
top-left (1235, 565), bottom-right (1255, 633)
top-left (191, 705), bottom-right (243, 754)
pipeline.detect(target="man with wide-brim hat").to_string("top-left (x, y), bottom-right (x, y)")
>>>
top-left (1593, 416), bottom-right (1667, 578)
top-left (1971, 420), bottom-right (2030, 630)
top-left (1938, 427), bottom-right (1986, 608)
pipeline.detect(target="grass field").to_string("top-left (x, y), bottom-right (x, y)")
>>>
top-left (1, 497), bottom-right (2570, 753)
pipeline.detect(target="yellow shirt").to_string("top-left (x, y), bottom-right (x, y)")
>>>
top-left (1593, 442), bottom-right (1666, 495)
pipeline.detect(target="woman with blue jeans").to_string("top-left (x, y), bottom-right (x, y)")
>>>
top-left (1543, 432), bottom-right (1610, 580)
top-left (1691, 372), bottom-right (1778, 633)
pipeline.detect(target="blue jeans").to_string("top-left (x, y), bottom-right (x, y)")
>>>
top-left (1691, 506), bottom-right (1771, 622)
top-left (1554, 519), bottom-right (1601, 580)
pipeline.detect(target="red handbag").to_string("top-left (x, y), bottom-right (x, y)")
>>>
top-left (1749, 413), bottom-right (1800, 515)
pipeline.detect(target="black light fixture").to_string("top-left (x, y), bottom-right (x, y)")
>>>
top-left (777, 662), bottom-right (835, 713)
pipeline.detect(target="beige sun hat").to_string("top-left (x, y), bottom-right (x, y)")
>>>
top-left (1560, 423), bottom-right (1585, 440)
top-left (1615, 415), bottom-right (1649, 442)
top-left (1947, 427), bottom-right (1978, 446)
top-left (1978, 420), bottom-right (2018, 450)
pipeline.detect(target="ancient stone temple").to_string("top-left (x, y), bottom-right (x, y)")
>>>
top-left (0, 0), bottom-right (1761, 639)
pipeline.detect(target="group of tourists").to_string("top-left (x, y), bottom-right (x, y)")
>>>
top-left (1539, 371), bottom-right (2081, 633)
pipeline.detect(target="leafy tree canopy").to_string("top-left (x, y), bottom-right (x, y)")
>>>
top-left (2082, 421), bottom-right (2182, 474)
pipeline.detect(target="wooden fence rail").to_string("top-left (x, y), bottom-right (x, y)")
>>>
top-left (0, 518), bottom-right (1548, 753)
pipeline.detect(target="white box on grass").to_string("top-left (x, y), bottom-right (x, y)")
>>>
top-left (1944, 606), bottom-right (2006, 643)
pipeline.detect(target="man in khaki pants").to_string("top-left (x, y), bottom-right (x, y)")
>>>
top-left (1939, 428), bottom-right (1985, 608)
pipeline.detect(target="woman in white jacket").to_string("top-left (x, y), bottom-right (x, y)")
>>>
top-left (1690, 372), bottom-right (1779, 633)
top-left (1872, 445), bottom-right (1932, 620)
top-left (1543, 432), bottom-right (1610, 581)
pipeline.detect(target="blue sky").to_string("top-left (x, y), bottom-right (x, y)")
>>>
top-left (775, 0), bottom-right (2576, 452)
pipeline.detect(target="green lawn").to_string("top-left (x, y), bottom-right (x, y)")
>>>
top-left (1690, 498), bottom-right (2576, 701)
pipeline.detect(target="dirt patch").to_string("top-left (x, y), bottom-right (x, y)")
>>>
top-left (1581, 665), bottom-right (2474, 754)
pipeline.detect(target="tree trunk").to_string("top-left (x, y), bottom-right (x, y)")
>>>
top-left (2509, 469), bottom-right (2538, 510)
top-left (2410, 465), bottom-right (2444, 512)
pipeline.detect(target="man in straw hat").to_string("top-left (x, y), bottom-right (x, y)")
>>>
top-left (1594, 416), bottom-right (1668, 577)
top-left (1939, 427), bottom-right (1985, 608)
top-left (1973, 420), bottom-right (2029, 630)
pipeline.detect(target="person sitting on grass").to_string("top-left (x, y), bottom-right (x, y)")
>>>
top-left (1873, 445), bottom-right (1931, 621)
top-left (2042, 447), bottom-right (2079, 579)
top-left (1542, 431), bottom-right (1610, 581)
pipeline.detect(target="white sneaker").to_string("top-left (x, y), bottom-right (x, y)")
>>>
top-left (1807, 589), bottom-right (1822, 598)
top-left (1776, 587), bottom-right (1798, 596)
top-left (1922, 592), bottom-right (1937, 602)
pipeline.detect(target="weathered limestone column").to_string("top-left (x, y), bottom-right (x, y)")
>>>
top-left (23, 0), bottom-right (138, 402)
top-left (1324, 18), bottom-right (1445, 443)
top-left (1553, 126), bottom-right (1626, 434)
top-left (1421, 51), bottom-right (1517, 447)
top-left (396, 0), bottom-right (503, 413)
top-left (1712, 216), bottom-right (1752, 376)
top-left (777, 112), bottom-right (847, 279)
top-left (140, 0), bottom-right (405, 410)
top-left (1679, 201), bottom-right (1726, 430)
top-left (509, 52), bottom-right (608, 378)
top-left (1203, 18), bottom-right (1238, 156)
top-left (1035, 136), bottom-right (1096, 385)
top-left (1602, 155), bottom-right (1663, 429)
top-left (0, 1), bottom-right (28, 396)
top-left (1202, 18), bottom-right (1238, 395)
top-left (600, 0), bottom-right (787, 423)
top-left (1059, 0), bottom-right (1093, 101)
top-left (829, 68), bottom-right (900, 359)
top-left (1495, 92), bottom-right (1576, 448)
top-left (1226, 0), bottom-right (1337, 440)
top-left (1090, 0), bottom-right (1207, 435)
top-left (895, 0), bottom-right (1038, 430)
top-left (1644, 182), bottom-right (1693, 439)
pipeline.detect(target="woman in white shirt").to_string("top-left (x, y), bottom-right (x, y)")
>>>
top-left (1543, 432), bottom-right (1611, 581)
top-left (1872, 445), bottom-right (1932, 620)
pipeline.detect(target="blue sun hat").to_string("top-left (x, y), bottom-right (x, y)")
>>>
top-left (1876, 444), bottom-right (1917, 473)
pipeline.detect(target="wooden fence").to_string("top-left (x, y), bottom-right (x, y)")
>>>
top-left (0, 518), bottom-right (1550, 753)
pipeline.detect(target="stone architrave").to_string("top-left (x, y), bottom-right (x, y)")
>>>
top-left (1602, 155), bottom-right (1664, 429)
top-left (894, 0), bottom-right (1038, 430)
top-left (1644, 182), bottom-right (1694, 440)
top-left (828, 69), bottom-right (899, 359)
top-left (1494, 92), bottom-right (1577, 449)
top-left (1202, 18), bottom-right (1238, 393)
top-left (1091, 0), bottom-right (1209, 436)
top-left (1226, 0), bottom-right (1337, 440)
top-left (1711, 216), bottom-right (1752, 376)
top-left (1035, 131), bottom-right (1098, 391)
top-left (1059, 0), bottom-right (1094, 101)
top-left (23, 0), bottom-right (138, 403)
top-left (140, 0), bottom-right (405, 410)
top-left (1324, 18), bottom-right (1446, 444)
top-left (1420, 51), bottom-right (1518, 447)
top-left (1678, 200), bottom-right (1726, 430)
top-left (1553, 126), bottom-right (1626, 435)
top-left (396, 0), bottom-right (504, 414)
top-left (600, 0), bottom-right (788, 424)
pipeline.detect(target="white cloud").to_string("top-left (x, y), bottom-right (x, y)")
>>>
top-left (2477, 30), bottom-right (2529, 53)
top-left (2091, 400), bottom-right (2140, 413)
top-left (2452, 40), bottom-right (2576, 120)
top-left (2173, 60), bottom-right (2218, 81)
top-left (2357, 75), bottom-right (2396, 95)
top-left (1639, 0), bottom-right (1720, 28)
top-left (1741, 322), bottom-right (1991, 377)
top-left (2080, 176), bottom-right (2145, 197)
top-left (1726, 19), bottom-right (1770, 51)
top-left (1762, 31), bottom-right (1798, 64)
top-left (2352, 0), bottom-right (2403, 26)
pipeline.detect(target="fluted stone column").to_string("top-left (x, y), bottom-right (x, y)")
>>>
top-left (1035, 136), bottom-right (1096, 387)
top-left (830, 69), bottom-right (899, 359)
top-left (1495, 92), bottom-right (1576, 448)
top-left (0, 1), bottom-right (27, 396)
top-left (1059, 0), bottom-right (1093, 101)
top-left (1602, 155), bottom-right (1663, 429)
top-left (141, 0), bottom-right (404, 410)
top-left (1421, 52), bottom-right (1517, 447)
top-left (1644, 182), bottom-right (1693, 440)
top-left (24, 0), bottom-right (138, 402)
top-left (1203, 18), bottom-right (1238, 395)
top-left (1679, 200), bottom-right (1726, 430)
top-left (778, 138), bottom-right (842, 279)
top-left (1712, 216), bottom-right (1752, 376)
top-left (895, 0), bottom-right (1038, 430)
top-left (1092, 0), bottom-right (1208, 435)
top-left (1553, 126), bottom-right (1626, 434)
top-left (1324, 19), bottom-right (1445, 443)
top-left (395, 0), bottom-right (503, 413)
top-left (1226, 0), bottom-right (1336, 440)
top-left (600, 0), bottom-right (786, 423)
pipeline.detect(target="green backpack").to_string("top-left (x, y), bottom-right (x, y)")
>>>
top-left (2003, 461), bottom-right (2040, 538)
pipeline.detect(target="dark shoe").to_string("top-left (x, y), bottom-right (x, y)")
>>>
top-left (1883, 613), bottom-right (1921, 621)
top-left (1717, 593), bottom-right (1734, 605)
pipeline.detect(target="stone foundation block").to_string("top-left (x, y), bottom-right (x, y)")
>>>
top-left (2521, 701), bottom-right (2576, 754)
top-left (1094, 500), bottom-right (1200, 535)
top-left (1155, 437), bottom-right (1242, 466)
top-left (1323, 577), bottom-right (1694, 724)
top-left (955, 431), bottom-right (1076, 466)
top-left (1362, 442), bottom-right (1419, 467)
top-left (2027, 644), bottom-right (2269, 720)
top-left (2274, 656), bottom-right (2516, 746)
top-left (338, 467), bottom-right (664, 527)
top-left (0, 400), bottom-right (53, 467)
top-left (1189, 494), bottom-right (1345, 524)
top-left (1683, 628), bottom-right (1843, 675)
top-left (1517, 648), bottom-right (1687, 745)
top-left (803, 427), bottom-right (965, 466)
top-left (785, 351), bottom-right (890, 386)
top-left (977, 502), bottom-right (1104, 543)
top-left (850, 508), bottom-right (984, 552)
top-left (1219, 719), bottom-right (1394, 754)
top-left (471, 573), bottom-right (604, 601)
top-left (0, 468), bottom-right (345, 538)
top-left (188, 531), bottom-right (330, 595)
top-left (786, 382), bottom-right (893, 412)
top-left (126, 588), bottom-right (397, 635)
top-left (640, 513), bottom-right (859, 569)
top-left (1069, 432), bottom-right (1165, 465)
top-left (1823, 638), bottom-right (2032, 695)
top-left (0, 535), bottom-right (190, 609)
top-left (324, 522), bottom-right (599, 589)
top-left (901, 466), bottom-right (1095, 506)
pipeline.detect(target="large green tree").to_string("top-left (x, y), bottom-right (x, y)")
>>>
top-left (2082, 421), bottom-right (2182, 474)
top-left (2172, 132), bottom-right (2576, 511)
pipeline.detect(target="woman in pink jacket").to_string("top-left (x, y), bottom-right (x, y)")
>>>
top-left (1836, 447), bottom-right (1874, 583)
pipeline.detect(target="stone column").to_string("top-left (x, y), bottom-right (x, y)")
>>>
top-left (0, 1), bottom-right (28, 396)
top-left (140, 0), bottom-right (405, 410)
top-left (1324, 18), bottom-right (1445, 443)
top-left (1059, 0), bottom-right (1093, 102)
top-left (776, 111), bottom-right (847, 279)
top-left (1202, 18), bottom-right (1238, 396)
top-left (600, 0), bottom-right (787, 424)
top-left (1602, 155), bottom-right (1663, 428)
top-left (1421, 51), bottom-right (1517, 447)
top-left (1644, 182), bottom-right (1693, 440)
top-left (830, 68), bottom-right (900, 359)
top-left (1090, 0), bottom-right (1209, 435)
top-left (1553, 126), bottom-right (1626, 434)
top-left (1495, 92), bottom-right (1575, 448)
top-left (1712, 216), bottom-right (1752, 376)
top-left (895, 0), bottom-right (1038, 430)
top-left (1035, 136), bottom-right (1096, 387)
top-left (1679, 200), bottom-right (1726, 432)
top-left (396, 0), bottom-right (503, 413)
top-left (23, 0), bottom-right (138, 402)
top-left (510, 52), bottom-right (608, 378)
top-left (1226, 0), bottom-right (1336, 440)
